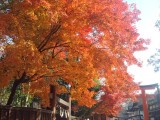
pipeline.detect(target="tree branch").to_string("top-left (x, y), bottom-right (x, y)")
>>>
top-left (52, 49), bottom-right (64, 58)
top-left (38, 24), bottom-right (61, 52)
top-left (40, 42), bottom-right (71, 52)
top-left (19, 71), bottom-right (30, 83)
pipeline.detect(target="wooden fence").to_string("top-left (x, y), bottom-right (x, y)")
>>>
top-left (0, 105), bottom-right (53, 120)
top-left (56, 97), bottom-right (71, 120)
top-left (0, 85), bottom-right (73, 120)
top-left (0, 96), bottom-right (71, 120)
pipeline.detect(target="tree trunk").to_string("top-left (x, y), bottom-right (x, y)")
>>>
top-left (6, 80), bottom-right (20, 105)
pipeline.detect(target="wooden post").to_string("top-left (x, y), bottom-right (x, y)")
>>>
top-left (156, 85), bottom-right (160, 104)
top-left (50, 85), bottom-right (56, 120)
top-left (141, 89), bottom-right (149, 120)
top-left (68, 95), bottom-right (71, 120)
top-left (97, 114), bottom-right (101, 120)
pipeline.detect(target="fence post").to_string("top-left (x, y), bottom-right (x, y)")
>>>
top-left (68, 95), bottom-right (71, 120)
top-left (50, 85), bottom-right (56, 120)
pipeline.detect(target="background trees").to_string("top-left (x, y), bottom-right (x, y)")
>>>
top-left (148, 48), bottom-right (160, 72)
top-left (148, 20), bottom-right (160, 72)
top-left (0, 0), bottom-right (147, 116)
top-left (0, 82), bottom-right (33, 107)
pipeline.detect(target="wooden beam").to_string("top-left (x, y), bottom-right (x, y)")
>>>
top-left (56, 97), bottom-right (70, 107)
top-left (140, 83), bottom-right (158, 90)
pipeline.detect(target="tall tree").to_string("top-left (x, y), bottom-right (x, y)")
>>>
top-left (148, 20), bottom-right (160, 72)
top-left (0, 0), bottom-right (147, 116)
top-left (148, 49), bottom-right (160, 72)
top-left (147, 20), bottom-right (160, 72)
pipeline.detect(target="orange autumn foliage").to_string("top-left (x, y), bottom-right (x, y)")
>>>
top-left (0, 0), bottom-right (148, 115)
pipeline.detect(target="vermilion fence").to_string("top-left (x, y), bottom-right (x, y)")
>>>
top-left (0, 106), bottom-right (53, 120)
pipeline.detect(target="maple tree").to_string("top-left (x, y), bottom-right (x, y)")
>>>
top-left (0, 0), bottom-right (148, 116)
top-left (0, 82), bottom-right (33, 107)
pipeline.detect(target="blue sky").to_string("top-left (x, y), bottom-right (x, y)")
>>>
top-left (126, 0), bottom-right (160, 85)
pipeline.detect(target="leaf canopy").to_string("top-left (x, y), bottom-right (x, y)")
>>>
top-left (0, 0), bottom-right (148, 115)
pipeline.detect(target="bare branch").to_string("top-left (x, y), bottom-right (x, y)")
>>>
top-left (38, 24), bottom-right (61, 52)
top-left (41, 42), bottom-right (71, 52)
top-left (52, 48), bottom-right (64, 58)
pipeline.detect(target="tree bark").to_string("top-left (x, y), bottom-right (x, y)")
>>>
top-left (6, 72), bottom-right (28, 106)
top-left (6, 80), bottom-right (20, 105)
